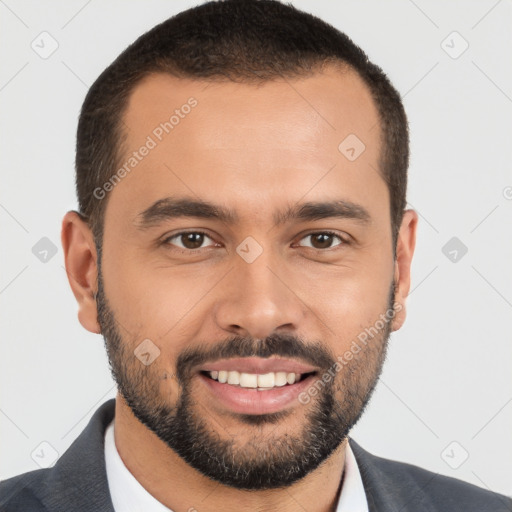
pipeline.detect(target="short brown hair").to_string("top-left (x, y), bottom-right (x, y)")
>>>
top-left (76, 0), bottom-right (409, 253)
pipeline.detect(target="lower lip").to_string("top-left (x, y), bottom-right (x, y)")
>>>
top-left (198, 372), bottom-right (317, 415)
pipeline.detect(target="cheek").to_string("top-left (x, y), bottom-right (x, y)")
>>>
top-left (304, 264), bottom-right (393, 348)
top-left (102, 246), bottom-right (215, 341)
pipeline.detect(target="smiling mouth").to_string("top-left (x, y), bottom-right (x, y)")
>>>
top-left (201, 370), bottom-right (317, 390)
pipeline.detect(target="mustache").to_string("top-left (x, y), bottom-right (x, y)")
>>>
top-left (175, 333), bottom-right (335, 383)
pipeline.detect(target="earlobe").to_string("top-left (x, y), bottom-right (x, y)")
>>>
top-left (391, 209), bottom-right (418, 332)
top-left (61, 211), bottom-right (101, 334)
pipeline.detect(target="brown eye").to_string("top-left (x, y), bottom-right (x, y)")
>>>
top-left (165, 231), bottom-right (214, 250)
top-left (298, 232), bottom-right (344, 250)
top-left (181, 233), bottom-right (205, 249)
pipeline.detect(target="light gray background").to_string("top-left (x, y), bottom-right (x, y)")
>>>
top-left (1, 0), bottom-right (511, 498)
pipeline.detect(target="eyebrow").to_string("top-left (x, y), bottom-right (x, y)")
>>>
top-left (135, 196), bottom-right (371, 230)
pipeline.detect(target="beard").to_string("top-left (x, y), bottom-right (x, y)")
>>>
top-left (96, 258), bottom-right (396, 490)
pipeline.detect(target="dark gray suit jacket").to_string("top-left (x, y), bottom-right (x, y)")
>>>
top-left (1, 398), bottom-right (510, 511)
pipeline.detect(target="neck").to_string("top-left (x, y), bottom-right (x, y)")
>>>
top-left (113, 395), bottom-right (347, 512)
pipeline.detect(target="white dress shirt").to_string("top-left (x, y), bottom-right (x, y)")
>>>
top-left (104, 419), bottom-right (368, 511)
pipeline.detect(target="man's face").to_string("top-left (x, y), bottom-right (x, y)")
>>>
top-left (96, 67), bottom-right (400, 489)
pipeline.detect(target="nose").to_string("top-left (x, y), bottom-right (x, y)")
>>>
top-left (213, 249), bottom-right (305, 340)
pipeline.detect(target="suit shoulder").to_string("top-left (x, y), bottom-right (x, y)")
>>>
top-left (385, 456), bottom-right (510, 508)
top-left (0, 469), bottom-right (49, 511)
top-left (350, 440), bottom-right (512, 511)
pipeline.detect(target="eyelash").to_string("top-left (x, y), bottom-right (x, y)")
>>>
top-left (161, 230), bottom-right (350, 253)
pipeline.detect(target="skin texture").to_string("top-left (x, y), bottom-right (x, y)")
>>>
top-left (62, 66), bottom-right (418, 512)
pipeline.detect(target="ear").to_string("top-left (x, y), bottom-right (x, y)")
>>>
top-left (61, 211), bottom-right (101, 334)
top-left (391, 209), bottom-right (418, 332)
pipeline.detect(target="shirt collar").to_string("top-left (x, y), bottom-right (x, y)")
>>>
top-left (104, 419), bottom-right (172, 511)
top-left (336, 439), bottom-right (369, 511)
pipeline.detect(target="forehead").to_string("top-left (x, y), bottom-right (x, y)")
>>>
top-left (106, 66), bottom-right (385, 228)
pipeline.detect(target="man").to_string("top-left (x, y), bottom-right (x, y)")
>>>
top-left (1, 0), bottom-right (510, 510)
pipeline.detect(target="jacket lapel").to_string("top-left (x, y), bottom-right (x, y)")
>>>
top-left (39, 399), bottom-right (116, 512)
top-left (349, 438), bottom-right (434, 512)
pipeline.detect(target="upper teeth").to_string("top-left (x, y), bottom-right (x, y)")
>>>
top-left (209, 370), bottom-right (303, 389)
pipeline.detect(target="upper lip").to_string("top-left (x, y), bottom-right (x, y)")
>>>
top-left (199, 357), bottom-right (318, 374)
